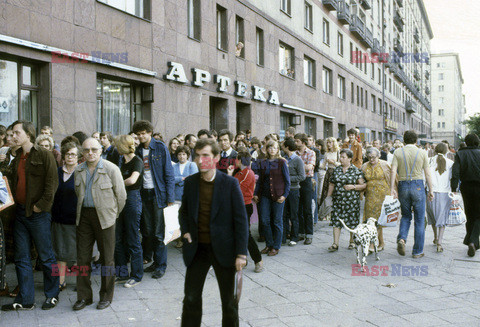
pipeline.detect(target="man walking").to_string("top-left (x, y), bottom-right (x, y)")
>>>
top-left (179, 138), bottom-right (248, 327)
top-left (73, 137), bottom-right (126, 310)
top-left (133, 120), bottom-right (175, 279)
top-left (2, 120), bottom-right (59, 311)
top-left (390, 130), bottom-right (433, 258)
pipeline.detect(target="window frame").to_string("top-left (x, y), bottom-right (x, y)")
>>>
top-left (337, 32), bottom-right (344, 56)
top-left (305, 1), bottom-right (313, 32)
top-left (322, 66), bottom-right (332, 94)
top-left (323, 19), bottom-right (330, 46)
top-left (216, 4), bottom-right (228, 52)
top-left (97, 0), bottom-right (151, 20)
top-left (256, 27), bottom-right (265, 67)
top-left (337, 75), bottom-right (346, 100)
top-left (280, 0), bottom-right (291, 16)
top-left (235, 15), bottom-right (245, 58)
top-left (303, 55), bottom-right (316, 87)
top-left (279, 42), bottom-right (295, 79)
top-left (187, 0), bottom-right (201, 41)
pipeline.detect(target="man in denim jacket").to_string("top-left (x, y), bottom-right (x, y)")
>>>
top-left (133, 120), bottom-right (175, 279)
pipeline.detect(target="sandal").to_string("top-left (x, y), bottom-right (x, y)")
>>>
top-left (328, 244), bottom-right (339, 252)
top-left (348, 242), bottom-right (355, 250)
top-left (377, 245), bottom-right (385, 252)
top-left (437, 244), bottom-right (444, 253)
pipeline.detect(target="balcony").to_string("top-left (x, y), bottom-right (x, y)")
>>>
top-left (425, 70), bottom-right (430, 80)
top-left (372, 38), bottom-right (380, 54)
top-left (350, 15), bottom-right (372, 48)
top-left (322, 0), bottom-right (338, 11)
top-left (365, 27), bottom-right (374, 49)
top-left (425, 87), bottom-right (430, 95)
top-left (337, 1), bottom-right (351, 24)
top-left (406, 100), bottom-right (417, 114)
top-left (393, 10), bottom-right (405, 32)
top-left (393, 39), bottom-right (404, 56)
top-left (395, 0), bottom-right (404, 8)
top-left (414, 68), bottom-right (421, 81)
top-left (360, 0), bottom-right (371, 10)
top-left (414, 29), bottom-right (420, 43)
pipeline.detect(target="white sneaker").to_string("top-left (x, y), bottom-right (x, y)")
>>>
top-left (254, 261), bottom-right (264, 273)
top-left (124, 278), bottom-right (141, 288)
top-left (288, 241), bottom-right (297, 246)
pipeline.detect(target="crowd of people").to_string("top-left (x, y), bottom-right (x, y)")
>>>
top-left (0, 120), bottom-right (479, 326)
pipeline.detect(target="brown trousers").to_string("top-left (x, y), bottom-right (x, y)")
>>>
top-left (76, 208), bottom-right (115, 302)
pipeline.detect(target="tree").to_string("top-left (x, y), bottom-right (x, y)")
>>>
top-left (463, 114), bottom-right (480, 137)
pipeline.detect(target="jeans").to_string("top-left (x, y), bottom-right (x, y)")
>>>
top-left (460, 182), bottom-right (480, 249)
top-left (396, 180), bottom-right (426, 255)
top-left (141, 189), bottom-right (167, 273)
top-left (259, 197), bottom-right (284, 250)
top-left (299, 177), bottom-right (314, 238)
top-left (115, 190), bottom-right (144, 281)
top-left (14, 206), bottom-right (59, 305)
top-left (181, 243), bottom-right (238, 327)
top-left (313, 172), bottom-right (319, 224)
top-left (283, 189), bottom-right (300, 243)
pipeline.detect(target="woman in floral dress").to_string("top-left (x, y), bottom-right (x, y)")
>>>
top-left (326, 149), bottom-right (366, 251)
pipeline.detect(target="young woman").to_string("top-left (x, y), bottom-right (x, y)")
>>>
top-left (169, 137), bottom-right (181, 163)
top-left (318, 137), bottom-right (340, 219)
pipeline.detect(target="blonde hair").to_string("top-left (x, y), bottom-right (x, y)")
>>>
top-left (35, 134), bottom-right (54, 150)
top-left (325, 137), bottom-right (339, 153)
top-left (265, 140), bottom-right (281, 159)
top-left (114, 135), bottom-right (136, 155)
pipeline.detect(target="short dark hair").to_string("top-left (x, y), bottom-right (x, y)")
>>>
top-left (152, 132), bottom-right (163, 141)
top-left (347, 128), bottom-right (357, 136)
top-left (61, 142), bottom-right (82, 160)
top-left (175, 145), bottom-right (190, 157)
top-left (316, 139), bottom-right (325, 154)
top-left (210, 129), bottom-right (218, 138)
top-left (185, 134), bottom-right (196, 144)
top-left (294, 133), bottom-right (308, 145)
top-left (100, 131), bottom-right (114, 143)
top-left (236, 147), bottom-right (251, 166)
top-left (194, 138), bottom-right (221, 157)
top-left (403, 130), bottom-right (418, 145)
top-left (72, 131), bottom-right (88, 145)
top-left (340, 148), bottom-right (354, 159)
top-left (218, 129), bottom-right (233, 142)
top-left (250, 137), bottom-right (261, 147)
top-left (132, 120), bottom-right (154, 134)
top-left (12, 120), bottom-right (36, 143)
top-left (283, 138), bottom-right (297, 152)
top-left (464, 133), bottom-right (480, 147)
top-left (197, 129), bottom-right (211, 138)
top-left (61, 135), bottom-right (80, 147)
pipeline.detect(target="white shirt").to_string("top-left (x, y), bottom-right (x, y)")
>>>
top-left (179, 162), bottom-right (187, 175)
top-left (142, 148), bottom-right (154, 189)
top-left (222, 147), bottom-right (233, 158)
top-left (428, 154), bottom-right (454, 193)
top-left (386, 152), bottom-right (394, 164)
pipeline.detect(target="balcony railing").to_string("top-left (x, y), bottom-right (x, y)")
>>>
top-left (425, 70), bottom-right (430, 80)
top-left (322, 0), bottom-right (338, 11)
top-left (414, 69), bottom-right (421, 81)
top-left (365, 27), bottom-right (374, 49)
top-left (395, 0), bottom-right (404, 8)
top-left (425, 87), bottom-right (430, 95)
top-left (360, 0), bottom-right (371, 10)
top-left (414, 29), bottom-right (420, 43)
top-left (406, 100), bottom-right (417, 114)
top-left (393, 39), bottom-right (404, 56)
top-left (393, 10), bottom-right (405, 32)
top-left (350, 15), bottom-right (373, 48)
top-left (337, 1), bottom-right (351, 24)
top-left (372, 38), bottom-right (380, 54)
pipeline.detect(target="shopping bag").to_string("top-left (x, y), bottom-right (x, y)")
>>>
top-left (378, 195), bottom-right (401, 227)
top-left (0, 175), bottom-right (14, 212)
top-left (163, 202), bottom-right (181, 244)
top-left (446, 192), bottom-right (466, 227)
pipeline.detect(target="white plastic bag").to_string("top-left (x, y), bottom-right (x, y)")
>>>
top-left (378, 195), bottom-right (401, 227)
top-left (163, 202), bottom-right (181, 244)
top-left (446, 192), bottom-right (466, 227)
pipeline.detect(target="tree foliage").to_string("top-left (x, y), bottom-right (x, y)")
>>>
top-left (463, 114), bottom-right (480, 137)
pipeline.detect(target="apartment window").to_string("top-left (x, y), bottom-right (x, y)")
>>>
top-left (371, 63), bottom-right (375, 80)
top-left (355, 47), bottom-right (359, 68)
top-left (323, 19), bottom-right (330, 45)
top-left (403, 112), bottom-right (405, 124)
top-left (439, 73), bottom-right (444, 80)
top-left (305, 117), bottom-right (316, 138)
top-left (350, 42), bottom-right (353, 64)
top-left (364, 60), bottom-right (367, 74)
top-left (365, 90), bottom-right (368, 109)
top-left (378, 99), bottom-right (382, 115)
top-left (338, 32), bottom-right (344, 56)
top-left (371, 95), bottom-right (376, 113)
top-left (439, 97), bottom-right (444, 104)
top-left (281, 0), bottom-right (291, 15)
top-left (305, 2), bottom-right (313, 31)
top-left (235, 16), bottom-right (245, 58)
top-left (322, 67), bottom-right (332, 94)
top-left (378, 68), bottom-right (381, 85)
top-left (337, 75), bottom-right (345, 100)
top-left (351, 83), bottom-right (355, 103)
top-left (338, 123), bottom-right (346, 139)
top-left (357, 85), bottom-right (360, 106)
top-left (439, 109), bottom-right (444, 116)
top-left (438, 85), bottom-right (444, 92)
top-left (360, 87), bottom-right (364, 107)
top-left (279, 42), bottom-right (295, 78)
top-left (256, 27), bottom-right (264, 66)
top-left (442, 122), bottom-right (445, 128)
top-left (437, 122), bottom-right (440, 128)
top-left (98, 0), bottom-right (151, 19)
top-left (216, 5), bottom-right (227, 51)
top-left (187, 0), bottom-right (201, 40)
top-left (304, 56), bottom-right (316, 87)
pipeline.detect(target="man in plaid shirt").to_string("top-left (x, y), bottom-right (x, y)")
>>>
top-left (294, 133), bottom-right (316, 245)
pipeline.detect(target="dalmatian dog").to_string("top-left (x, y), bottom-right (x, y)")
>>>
top-left (339, 218), bottom-right (379, 271)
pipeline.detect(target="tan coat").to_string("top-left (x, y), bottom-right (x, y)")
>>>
top-left (74, 159), bottom-right (126, 229)
top-left (343, 141), bottom-right (363, 169)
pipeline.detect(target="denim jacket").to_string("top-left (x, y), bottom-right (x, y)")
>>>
top-left (135, 138), bottom-right (175, 208)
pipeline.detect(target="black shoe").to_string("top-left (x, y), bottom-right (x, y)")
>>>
top-left (73, 299), bottom-right (93, 311)
top-left (96, 300), bottom-right (111, 310)
top-left (304, 238), bottom-right (312, 245)
top-left (152, 270), bottom-right (165, 279)
top-left (42, 297), bottom-right (59, 310)
top-left (468, 243), bottom-right (476, 257)
top-left (144, 264), bottom-right (157, 273)
top-left (1, 303), bottom-right (35, 311)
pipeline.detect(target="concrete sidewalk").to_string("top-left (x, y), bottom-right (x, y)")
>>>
top-left (0, 221), bottom-right (479, 326)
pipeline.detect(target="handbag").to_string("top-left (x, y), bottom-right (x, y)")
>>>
top-left (446, 192), bottom-right (466, 227)
top-left (378, 195), bottom-right (401, 227)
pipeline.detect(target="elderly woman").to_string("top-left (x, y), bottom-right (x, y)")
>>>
top-left (169, 137), bottom-right (181, 163)
top-left (326, 149), bottom-right (366, 251)
top-left (51, 142), bottom-right (81, 290)
top-left (318, 137), bottom-right (340, 219)
top-left (361, 147), bottom-right (397, 252)
top-left (36, 134), bottom-right (62, 166)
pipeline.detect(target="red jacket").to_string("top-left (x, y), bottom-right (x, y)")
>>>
top-left (234, 167), bottom-right (255, 205)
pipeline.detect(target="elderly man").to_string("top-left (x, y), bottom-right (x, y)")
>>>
top-left (73, 138), bottom-right (126, 311)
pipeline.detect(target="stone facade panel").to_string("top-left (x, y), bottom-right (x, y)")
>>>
top-left (74, 0), bottom-right (95, 30)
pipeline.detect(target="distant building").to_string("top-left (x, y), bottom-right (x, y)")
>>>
top-left (431, 53), bottom-right (465, 148)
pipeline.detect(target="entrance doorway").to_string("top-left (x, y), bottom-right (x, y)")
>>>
top-left (209, 97), bottom-right (228, 132)
top-left (236, 102), bottom-right (251, 134)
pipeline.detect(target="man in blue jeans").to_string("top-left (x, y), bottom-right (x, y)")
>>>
top-left (390, 130), bottom-right (434, 258)
top-left (2, 120), bottom-right (59, 311)
top-left (133, 120), bottom-right (175, 279)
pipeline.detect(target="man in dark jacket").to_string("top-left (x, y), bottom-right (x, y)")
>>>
top-left (179, 138), bottom-right (248, 327)
top-left (217, 129), bottom-right (238, 174)
top-left (100, 131), bottom-right (120, 166)
top-left (451, 133), bottom-right (480, 257)
top-left (2, 120), bottom-right (59, 311)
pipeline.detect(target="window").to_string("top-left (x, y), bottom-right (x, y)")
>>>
top-left (351, 82), bottom-right (355, 103)
top-left (403, 112), bottom-right (405, 124)
top-left (281, 0), bottom-right (291, 15)
top-left (439, 109), bottom-right (444, 116)
top-left (216, 5), bottom-right (228, 51)
top-left (338, 32), bottom-right (344, 56)
top-left (437, 122), bottom-right (440, 128)
top-left (371, 63), bottom-right (375, 80)
top-left (324, 120), bottom-right (333, 138)
top-left (305, 2), bottom-right (313, 31)
top-left (187, 0), bottom-right (201, 40)
top-left (439, 97), bottom-right (444, 104)
top-left (371, 95), bottom-right (376, 113)
top-left (323, 19), bottom-right (330, 45)
top-left (97, 78), bottom-right (144, 135)
top-left (442, 122), bottom-right (445, 128)
top-left (337, 75), bottom-right (345, 99)
top-left (338, 123), bottom-right (346, 139)
top-left (98, 0), bottom-right (151, 19)
top-left (438, 85), bottom-right (444, 92)
top-left (350, 42), bottom-right (353, 64)
top-left (355, 47), bottom-right (359, 68)
top-left (365, 90), bottom-right (368, 109)
top-left (439, 73), bottom-right (444, 80)
top-left (304, 56), bottom-right (316, 87)
top-left (322, 67), bottom-right (332, 94)
top-left (235, 16), bottom-right (245, 58)
top-left (305, 116), bottom-right (316, 138)
top-left (378, 68), bottom-right (381, 85)
top-left (256, 27), bottom-right (264, 66)
top-left (357, 85), bottom-right (360, 106)
top-left (279, 42), bottom-right (295, 78)
top-left (360, 87), bottom-right (364, 107)
top-left (378, 98), bottom-right (382, 115)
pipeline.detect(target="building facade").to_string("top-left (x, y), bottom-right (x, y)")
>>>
top-left (430, 53), bottom-right (465, 148)
top-left (0, 0), bottom-right (433, 142)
